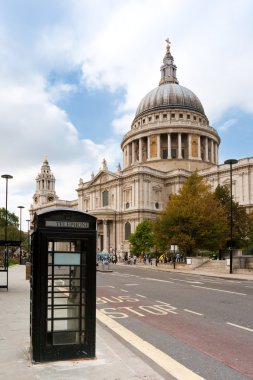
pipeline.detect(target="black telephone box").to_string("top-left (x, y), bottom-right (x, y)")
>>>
top-left (30, 209), bottom-right (97, 363)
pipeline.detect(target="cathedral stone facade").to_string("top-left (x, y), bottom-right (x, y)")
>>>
top-left (30, 40), bottom-right (253, 254)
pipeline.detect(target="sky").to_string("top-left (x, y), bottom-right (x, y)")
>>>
top-left (0, 0), bottom-right (253, 223)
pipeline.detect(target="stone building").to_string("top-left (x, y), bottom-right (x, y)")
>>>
top-left (30, 40), bottom-right (253, 254)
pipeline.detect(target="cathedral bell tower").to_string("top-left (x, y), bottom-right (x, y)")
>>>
top-left (32, 155), bottom-right (58, 206)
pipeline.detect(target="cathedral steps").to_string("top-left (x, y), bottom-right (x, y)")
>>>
top-left (194, 259), bottom-right (228, 273)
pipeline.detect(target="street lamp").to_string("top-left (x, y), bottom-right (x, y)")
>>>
top-left (17, 206), bottom-right (24, 264)
top-left (224, 159), bottom-right (238, 274)
top-left (1, 175), bottom-right (13, 242)
top-left (26, 219), bottom-right (30, 261)
top-left (1, 174), bottom-right (13, 281)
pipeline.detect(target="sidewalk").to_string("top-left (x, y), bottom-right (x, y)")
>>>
top-left (0, 265), bottom-right (168, 380)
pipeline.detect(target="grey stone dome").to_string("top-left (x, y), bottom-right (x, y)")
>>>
top-left (135, 83), bottom-right (206, 118)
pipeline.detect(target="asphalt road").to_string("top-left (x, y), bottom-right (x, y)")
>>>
top-left (96, 264), bottom-right (253, 380)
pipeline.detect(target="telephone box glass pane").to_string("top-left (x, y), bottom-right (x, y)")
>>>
top-left (47, 239), bottom-right (86, 346)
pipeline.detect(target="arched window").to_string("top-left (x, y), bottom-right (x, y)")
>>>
top-left (102, 190), bottom-right (109, 207)
top-left (125, 222), bottom-right (131, 240)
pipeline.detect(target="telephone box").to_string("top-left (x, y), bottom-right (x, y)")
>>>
top-left (30, 209), bottom-right (97, 363)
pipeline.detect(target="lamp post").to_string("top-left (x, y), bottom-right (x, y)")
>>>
top-left (17, 206), bottom-right (24, 264)
top-left (26, 219), bottom-right (30, 260)
top-left (1, 174), bottom-right (13, 287)
top-left (1, 175), bottom-right (13, 242)
top-left (224, 159), bottom-right (238, 274)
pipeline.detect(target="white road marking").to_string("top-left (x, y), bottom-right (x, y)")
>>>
top-left (111, 273), bottom-right (137, 277)
top-left (142, 277), bottom-right (175, 284)
top-left (153, 301), bottom-right (178, 314)
top-left (135, 293), bottom-right (147, 298)
top-left (191, 285), bottom-right (247, 296)
top-left (184, 309), bottom-right (203, 316)
top-left (226, 322), bottom-right (253, 333)
top-left (98, 285), bottom-right (115, 288)
top-left (97, 309), bottom-right (205, 380)
top-left (124, 283), bottom-right (139, 286)
top-left (120, 289), bottom-right (128, 292)
top-left (170, 278), bottom-right (203, 284)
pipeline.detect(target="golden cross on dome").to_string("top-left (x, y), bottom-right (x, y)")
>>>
top-left (165, 38), bottom-right (171, 52)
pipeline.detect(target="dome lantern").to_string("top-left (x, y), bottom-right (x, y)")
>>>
top-left (159, 38), bottom-right (179, 85)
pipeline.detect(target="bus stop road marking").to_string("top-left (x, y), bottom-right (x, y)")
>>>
top-left (97, 309), bottom-right (205, 380)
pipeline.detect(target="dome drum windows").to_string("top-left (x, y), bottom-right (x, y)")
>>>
top-left (171, 148), bottom-right (177, 159)
top-left (162, 149), bottom-right (168, 159)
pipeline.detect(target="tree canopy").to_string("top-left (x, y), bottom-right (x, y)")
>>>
top-left (214, 185), bottom-right (250, 248)
top-left (129, 219), bottom-right (154, 255)
top-left (0, 207), bottom-right (20, 241)
top-left (153, 173), bottom-right (228, 255)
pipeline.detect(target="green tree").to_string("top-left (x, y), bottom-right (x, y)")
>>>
top-left (248, 212), bottom-right (253, 252)
top-left (153, 173), bottom-right (228, 255)
top-left (129, 219), bottom-right (154, 255)
top-left (214, 185), bottom-right (250, 248)
top-left (0, 208), bottom-right (20, 241)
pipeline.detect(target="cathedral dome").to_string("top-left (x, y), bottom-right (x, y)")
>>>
top-left (135, 83), bottom-right (205, 118)
top-left (134, 38), bottom-right (206, 120)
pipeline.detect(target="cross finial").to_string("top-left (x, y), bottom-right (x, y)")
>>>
top-left (165, 38), bottom-right (171, 52)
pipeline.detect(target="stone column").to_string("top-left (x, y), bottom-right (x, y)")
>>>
top-left (139, 138), bottom-right (143, 162)
top-left (97, 234), bottom-right (102, 252)
top-left (188, 134), bottom-right (192, 159)
top-left (178, 133), bottom-right (182, 159)
top-left (103, 220), bottom-right (108, 253)
top-left (205, 137), bottom-right (209, 161)
top-left (132, 142), bottom-right (135, 164)
top-left (127, 144), bottom-right (130, 166)
top-left (157, 134), bottom-right (161, 159)
top-left (211, 140), bottom-right (214, 163)
top-left (147, 136), bottom-right (150, 160)
top-left (198, 135), bottom-right (201, 160)
top-left (167, 133), bottom-right (171, 159)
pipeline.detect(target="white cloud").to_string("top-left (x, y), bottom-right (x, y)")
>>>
top-left (218, 118), bottom-right (238, 132)
top-left (112, 113), bottom-right (134, 135)
top-left (0, 0), bottom-right (253, 221)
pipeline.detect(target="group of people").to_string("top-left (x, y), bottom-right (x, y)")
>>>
top-left (97, 250), bottom-right (186, 267)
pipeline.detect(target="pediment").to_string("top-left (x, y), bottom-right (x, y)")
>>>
top-left (90, 170), bottom-right (119, 186)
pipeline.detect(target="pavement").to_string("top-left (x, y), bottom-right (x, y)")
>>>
top-left (0, 264), bottom-right (252, 380)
